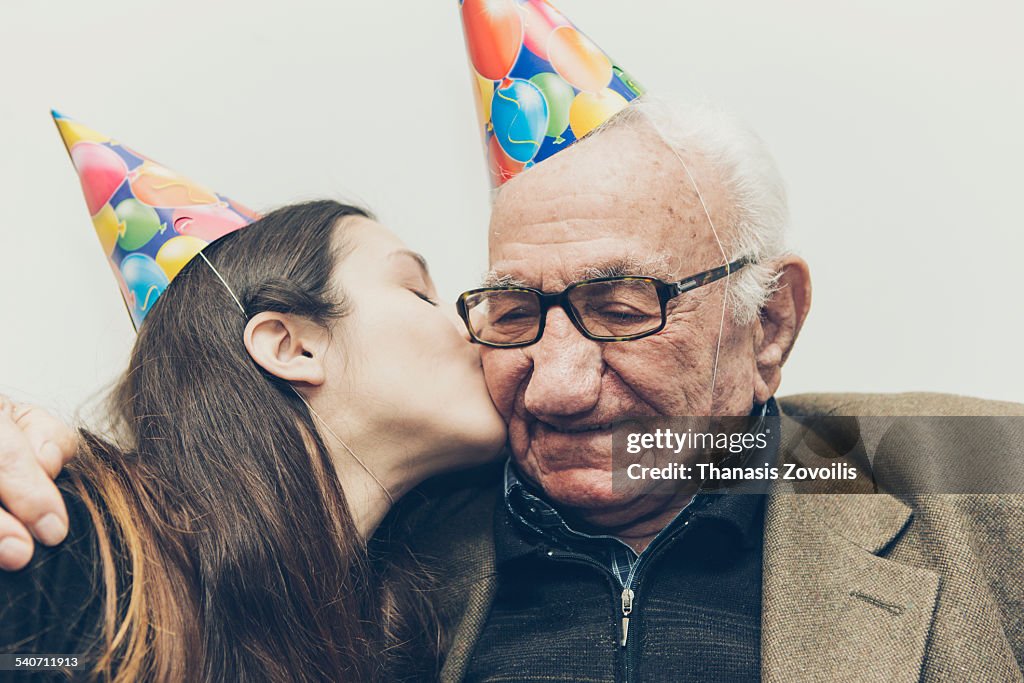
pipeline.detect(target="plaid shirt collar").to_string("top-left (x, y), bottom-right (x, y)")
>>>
top-left (501, 399), bottom-right (779, 587)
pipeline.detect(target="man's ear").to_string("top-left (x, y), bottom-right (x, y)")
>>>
top-left (243, 312), bottom-right (328, 387)
top-left (753, 255), bottom-right (812, 404)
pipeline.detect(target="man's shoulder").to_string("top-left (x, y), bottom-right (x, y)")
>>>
top-left (775, 392), bottom-right (1024, 495)
top-left (779, 391), bottom-right (1024, 417)
top-left (403, 459), bottom-right (504, 519)
top-left (393, 461), bottom-right (502, 581)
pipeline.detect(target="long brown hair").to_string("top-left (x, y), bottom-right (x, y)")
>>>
top-left (68, 200), bottom-right (441, 681)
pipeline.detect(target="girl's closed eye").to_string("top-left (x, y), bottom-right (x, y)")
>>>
top-left (412, 290), bottom-right (438, 306)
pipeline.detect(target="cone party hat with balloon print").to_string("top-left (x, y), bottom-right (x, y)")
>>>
top-left (459, 0), bottom-right (645, 187)
top-left (52, 111), bottom-right (259, 329)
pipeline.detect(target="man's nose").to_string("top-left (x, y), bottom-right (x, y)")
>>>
top-left (523, 307), bottom-right (603, 418)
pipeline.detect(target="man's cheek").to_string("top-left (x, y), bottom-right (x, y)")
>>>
top-left (605, 333), bottom-right (712, 409)
top-left (507, 421), bottom-right (533, 464)
top-left (481, 351), bottom-right (529, 417)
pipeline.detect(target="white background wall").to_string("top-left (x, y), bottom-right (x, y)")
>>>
top-left (1, 0), bottom-right (1021, 418)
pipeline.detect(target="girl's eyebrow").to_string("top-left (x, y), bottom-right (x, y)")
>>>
top-left (389, 249), bottom-right (431, 277)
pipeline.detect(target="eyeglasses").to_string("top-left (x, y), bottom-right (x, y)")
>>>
top-left (457, 256), bottom-right (755, 349)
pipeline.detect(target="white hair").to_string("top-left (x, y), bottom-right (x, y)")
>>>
top-left (589, 96), bottom-right (790, 325)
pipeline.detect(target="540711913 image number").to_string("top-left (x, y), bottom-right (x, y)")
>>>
top-left (1, 655), bottom-right (82, 670)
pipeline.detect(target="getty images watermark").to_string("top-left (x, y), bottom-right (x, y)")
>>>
top-left (617, 416), bottom-right (857, 486)
top-left (624, 425), bottom-right (857, 483)
top-left (611, 415), bottom-right (1024, 494)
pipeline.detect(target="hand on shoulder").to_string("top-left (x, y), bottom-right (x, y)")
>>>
top-left (0, 396), bottom-right (78, 570)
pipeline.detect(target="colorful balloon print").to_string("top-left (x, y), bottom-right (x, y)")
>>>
top-left (460, 0), bottom-right (523, 81)
top-left (155, 235), bottom-right (208, 280)
top-left (458, 0), bottom-right (645, 186)
top-left (54, 112), bottom-right (110, 147)
top-left (488, 134), bottom-right (526, 184)
top-left (491, 79), bottom-right (549, 163)
top-left (121, 253), bottom-right (169, 320)
top-left (130, 162), bottom-right (219, 207)
top-left (53, 111), bottom-right (257, 329)
top-left (569, 88), bottom-right (629, 139)
top-left (475, 71), bottom-right (496, 129)
top-left (520, 0), bottom-right (570, 59)
top-left (227, 198), bottom-right (260, 222)
top-left (529, 72), bottom-right (574, 140)
top-left (114, 198), bottom-right (164, 251)
top-left (69, 142), bottom-right (128, 215)
top-left (172, 204), bottom-right (250, 242)
top-left (548, 26), bottom-right (612, 93)
top-left (90, 204), bottom-right (123, 256)
top-left (613, 65), bottom-right (645, 98)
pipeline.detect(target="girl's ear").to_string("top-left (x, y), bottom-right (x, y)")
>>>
top-left (243, 312), bottom-right (327, 386)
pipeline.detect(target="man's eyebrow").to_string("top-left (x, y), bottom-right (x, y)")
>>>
top-left (482, 255), bottom-right (674, 289)
top-left (481, 271), bottom-right (528, 288)
top-left (390, 249), bottom-right (431, 276)
top-left (573, 256), bottom-right (674, 281)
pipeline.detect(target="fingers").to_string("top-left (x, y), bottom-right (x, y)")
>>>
top-left (0, 400), bottom-right (69, 555)
top-left (11, 402), bottom-right (79, 479)
top-left (0, 506), bottom-right (35, 571)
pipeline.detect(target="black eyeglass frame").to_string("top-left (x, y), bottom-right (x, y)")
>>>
top-left (456, 256), bottom-right (756, 349)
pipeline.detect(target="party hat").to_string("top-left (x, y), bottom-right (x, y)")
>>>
top-left (459, 0), bottom-right (645, 187)
top-left (52, 111), bottom-right (259, 329)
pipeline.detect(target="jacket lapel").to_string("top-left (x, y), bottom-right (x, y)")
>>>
top-left (439, 570), bottom-right (498, 683)
top-left (428, 482), bottom-right (500, 683)
top-left (761, 416), bottom-right (940, 683)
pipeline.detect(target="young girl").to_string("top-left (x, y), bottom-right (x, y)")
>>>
top-left (0, 200), bottom-right (506, 681)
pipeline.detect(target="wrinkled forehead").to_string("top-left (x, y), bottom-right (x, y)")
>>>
top-left (487, 122), bottom-right (729, 288)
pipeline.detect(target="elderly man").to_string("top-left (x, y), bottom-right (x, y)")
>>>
top-left (4, 3), bottom-right (1024, 680)
top-left (420, 98), bottom-right (1023, 682)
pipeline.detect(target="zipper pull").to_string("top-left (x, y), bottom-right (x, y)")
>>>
top-left (620, 588), bottom-right (635, 647)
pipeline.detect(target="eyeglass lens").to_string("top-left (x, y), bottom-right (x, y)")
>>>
top-left (465, 279), bottom-right (663, 345)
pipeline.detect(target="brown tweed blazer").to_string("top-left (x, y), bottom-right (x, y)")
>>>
top-left (405, 393), bottom-right (1024, 682)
